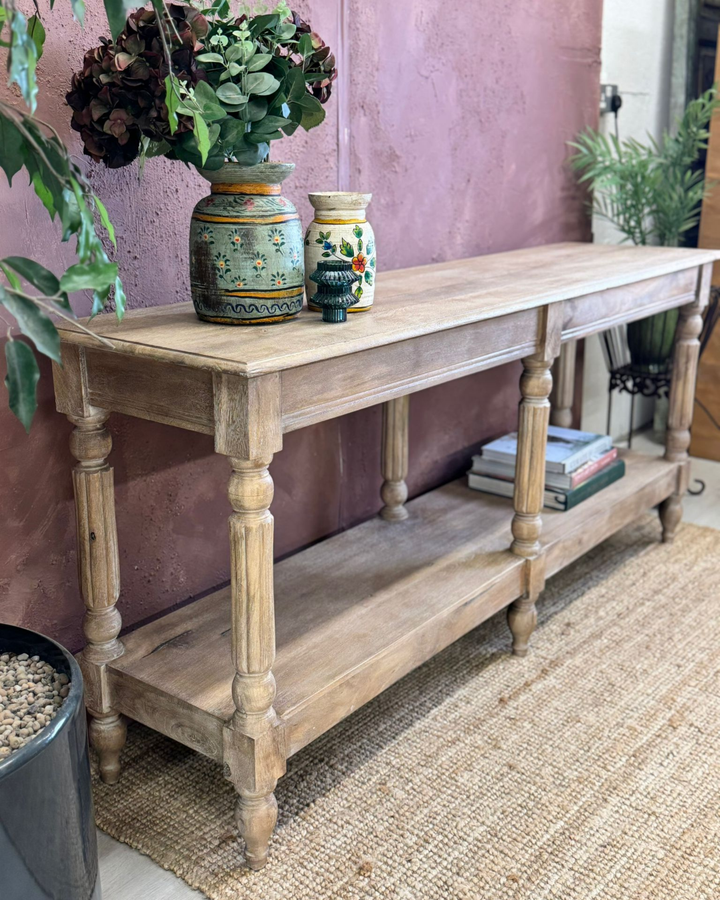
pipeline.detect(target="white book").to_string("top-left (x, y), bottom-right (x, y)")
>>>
top-left (480, 425), bottom-right (612, 474)
top-left (467, 473), bottom-right (566, 511)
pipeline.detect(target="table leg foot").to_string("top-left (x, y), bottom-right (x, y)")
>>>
top-left (659, 495), bottom-right (682, 544)
top-left (237, 792), bottom-right (278, 871)
top-left (507, 597), bottom-right (537, 657)
top-left (89, 712), bottom-right (127, 784)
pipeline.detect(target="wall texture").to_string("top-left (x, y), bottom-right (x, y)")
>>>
top-left (0, 0), bottom-right (602, 650)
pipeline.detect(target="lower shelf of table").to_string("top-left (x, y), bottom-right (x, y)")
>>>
top-left (108, 450), bottom-right (678, 762)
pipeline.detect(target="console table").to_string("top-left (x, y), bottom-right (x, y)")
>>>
top-left (53, 242), bottom-right (715, 870)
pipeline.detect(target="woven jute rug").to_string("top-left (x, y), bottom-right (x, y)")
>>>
top-left (93, 517), bottom-right (720, 899)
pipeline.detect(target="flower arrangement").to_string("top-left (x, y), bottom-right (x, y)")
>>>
top-left (67, 1), bottom-right (336, 170)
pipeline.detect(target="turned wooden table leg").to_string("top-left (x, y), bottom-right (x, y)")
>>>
top-left (69, 410), bottom-right (127, 784)
top-left (507, 305), bottom-right (561, 657)
top-left (380, 396), bottom-right (410, 521)
top-left (550, 340), bottom-right (577, 429)
top-left (223, 456), bottom-right (285, 870)
top-left (660, 284), bottom-right (707, 543)
top-left (214, 373), bottom-right (285, 871)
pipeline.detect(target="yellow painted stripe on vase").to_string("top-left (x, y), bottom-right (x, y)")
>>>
top-left (211, 183), bottom-right (281, 195)
top-left (192, 213), bottom-right (299, 225)
top-left (314, 217), bottom-right (367, 225)
top-left (223, 287), bottom-right (304, 299)
top-left (199, 312), bottom-right (297, 325)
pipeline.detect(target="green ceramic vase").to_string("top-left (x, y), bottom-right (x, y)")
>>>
top-left (190, 162), bottom-right (304, 325)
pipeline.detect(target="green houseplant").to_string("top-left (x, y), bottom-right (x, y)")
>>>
top-left (0, 0), bottom-right (131, 432)
top-left (67, 1), bottom-right (336, 324)
top-left (569, 88), bottom-right (719, 369)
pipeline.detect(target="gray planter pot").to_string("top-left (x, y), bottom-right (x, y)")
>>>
top-left (0, 625), bottom-right (101, 900)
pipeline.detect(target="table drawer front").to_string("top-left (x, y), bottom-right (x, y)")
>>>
top-left (281, 308), bottom-right (539, 432)
top-left (561, 269), bottom-right (698, 341)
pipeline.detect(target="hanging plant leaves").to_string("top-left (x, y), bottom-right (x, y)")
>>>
top-left (0, 292), bottom-right (61, 362)
top-left (113, 275), bottom-right (126, 317)
top-left (9, 11), bottom-right (39, 111)
top-left (4, 337), bottom-right (40, 433)
top-left (94, 196), bottom-right (116, 248)
top-left (60, 261), bottom-right (118, 293)
top-left (3, 256), bottom-right (61, 297)
top-left (104, 0), bottom-right (136, 41)
top-left (0, 115), bottom-right (25, 186)
top-left (27, 16), bottom-right (46, 60)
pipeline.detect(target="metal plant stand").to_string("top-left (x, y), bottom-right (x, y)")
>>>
top-left (601, 326), bottom-right (673, 449)
top-left (602, 287), bottom-right (719, 488)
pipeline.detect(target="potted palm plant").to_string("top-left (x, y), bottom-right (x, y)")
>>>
top-left (569, 88), bottom-right (719, 369)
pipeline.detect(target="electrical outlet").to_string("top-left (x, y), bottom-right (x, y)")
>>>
top-left (600, 84), bottom-right (620, 115)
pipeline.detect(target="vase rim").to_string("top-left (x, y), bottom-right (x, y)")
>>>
top-left (197, 162), bottom-right (295, 185)
top-left (309, 191), bottom-right (372, 211)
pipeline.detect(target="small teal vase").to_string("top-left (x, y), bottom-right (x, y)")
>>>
top-left (190, 162), bottom-right (304, 325)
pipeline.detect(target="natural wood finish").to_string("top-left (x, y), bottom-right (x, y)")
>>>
top-left (660, 266), bottom-right (710, 542)
top-left (281, 310), bottom-right (539, 431)
top-left (107, 450), bottom-right (677, 761)
top-left (213, 372), bottom-right (283, 458)
top-left (68, 407), bottom-right (127, 785)
top-left (542, 453), bottom-right (678, 576)
top-left (560, 269), bottom-right (698, 340)
top-left (54, 242), bottom-right (719, 873)
top-left (56, 244), bottom-right (717, 376)
top-left (224, 453), bottom-right (285, 870)
top-left (213, 371), bottom-right (285, 870)
top-left (550, 341), bottom-right (577, 428)
top-left (380, 396), bottom-right (410, 521)
top-left (508, 304), bottom-right (561, 656)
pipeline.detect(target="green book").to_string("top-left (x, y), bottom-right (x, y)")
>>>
top-left (542, 458), bottom-right (625, 510)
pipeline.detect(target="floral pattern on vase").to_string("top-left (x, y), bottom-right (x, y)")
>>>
top-left (190, 162), bottom-right (304, 325)
top-left (304, 192), bottom-right (376, 312)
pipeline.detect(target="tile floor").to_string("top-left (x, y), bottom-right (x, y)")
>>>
top-left (98, 432), bottom-right (720, 900)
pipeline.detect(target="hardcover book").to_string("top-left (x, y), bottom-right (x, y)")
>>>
top-left (470, 447), bottom-right (619, 491)
top-left (480, 425), bottom-right (613, 474)
top-left (468, 458), bottom-right (626, 511)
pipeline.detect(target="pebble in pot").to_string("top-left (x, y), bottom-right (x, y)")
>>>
top-left (0, 652), bottom-right (70, 759)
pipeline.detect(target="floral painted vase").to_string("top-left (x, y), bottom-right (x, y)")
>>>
top-left (190, 162), bottom-right (304, 325)
top-left (304, 192), bottom-right (376, 312)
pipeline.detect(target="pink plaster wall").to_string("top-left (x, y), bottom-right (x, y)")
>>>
top-left (0, 0), bottom-right (602, 650)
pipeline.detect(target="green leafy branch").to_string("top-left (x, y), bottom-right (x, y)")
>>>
top-left (0, 0), bottom-right (125, 431)
top-left (569, 86), bottom-right (720, 248)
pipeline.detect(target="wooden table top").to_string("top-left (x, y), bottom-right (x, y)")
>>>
top-left (57, 242), bottom-right (719, 376)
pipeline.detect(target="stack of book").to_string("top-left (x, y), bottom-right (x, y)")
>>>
top-left (468, 425), bottom-right (625, 511)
